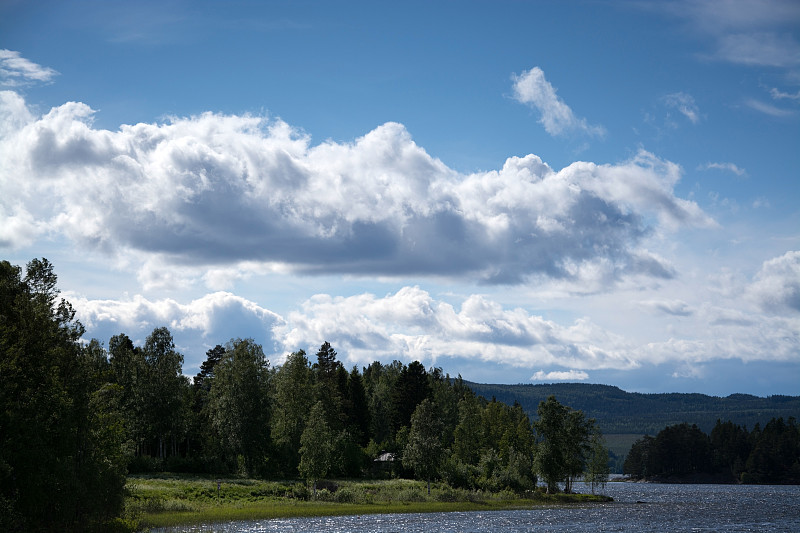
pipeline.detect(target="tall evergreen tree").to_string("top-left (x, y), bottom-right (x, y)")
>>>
top-left (345, 366), bottom-right (371, 447)
top-left (313, 342), bottom-right (346, 432)
top-left (391, 361), bottom-right (430, 431)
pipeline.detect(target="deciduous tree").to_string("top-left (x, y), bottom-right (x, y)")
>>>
top-left (403, 398), bottom-right (444, 494)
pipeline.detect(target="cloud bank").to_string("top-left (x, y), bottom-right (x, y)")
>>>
top-left (0, 91), bottom-right (711, 287)
top-left (70, 255), bottom-right (799, 378)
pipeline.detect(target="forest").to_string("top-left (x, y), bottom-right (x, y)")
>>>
top-left (466, 382), bottom-right (800, 435)
top-left (1, 258), bottom-right (609, 532)
top-left (623, 418), bottom-right (800, 484)
top-left (3, 258), bottom-right (799, 531)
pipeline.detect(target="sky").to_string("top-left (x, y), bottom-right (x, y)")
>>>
top-left (1, 0), bottom-right (799, 397)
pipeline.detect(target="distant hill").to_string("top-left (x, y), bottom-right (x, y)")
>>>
top-left (464, 382), bottom-right (800, 436)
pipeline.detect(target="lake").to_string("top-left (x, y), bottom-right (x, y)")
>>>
top-left (152, 483), bottom-right (800, 532)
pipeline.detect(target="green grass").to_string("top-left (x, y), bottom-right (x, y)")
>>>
top-left (126, 474), bottom-right (613, 530)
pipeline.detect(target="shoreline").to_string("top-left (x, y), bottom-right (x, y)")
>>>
top-left (129, 475), bottom-right (613, 530)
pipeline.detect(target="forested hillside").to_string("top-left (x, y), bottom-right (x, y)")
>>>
top-left (464, 382), bottom-right (800, 435)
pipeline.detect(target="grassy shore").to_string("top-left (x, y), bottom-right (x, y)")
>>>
top-left (125, 474), bottom-right (612, 530)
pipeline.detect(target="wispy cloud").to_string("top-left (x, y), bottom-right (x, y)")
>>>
top-left (639, 299), bottom-right (693, 317)
top-left (715, 31), bottom-right (800, 68)
top-left (745, 98), bottom-right (796, 117)
top-left (511, 67), bottom-right (605, 138)
top-left (699, 162), bottom-right (747, 176)
top-left (664, 92), bottom-right (701, 124)
top-left (659, 0), bottom-right (800, 74)
top-left (531, 369), bottom-right (589, 381)
top-left (770, 87), bottom-right (800, 100)
top-left (0, 50), bottom-right (58, 87)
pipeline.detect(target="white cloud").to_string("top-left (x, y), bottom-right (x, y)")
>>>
top-left (0, 50), bottom-right (59, 87)
top-left (0, 92), bottom-right (711, 288)
top-left (770, 87), bottom-right (800, 100)
top-left (745, 98), bottom-right (796, 117)
top-left (69, 269), bottom-right (800, 378)
top-left (531, 369), bottom-right (589, 381)
top-left (699, 162), bottom-right (747, 176)
top-left (71, 291), bottom-right (286, 371)
top-left (282, 287), bottom-right (640, 370)
top-left (639, 299), bottom-right (693, 316)
top-left (511, 67), bottom-right (605, 137)
top-left (715, 32), bottom-right (800, 68)
top-left (662, 0), bottom-right (800, 74)
top-left (749, 250), bottom-right (800, 313)
top-left (664, 92), bottom-right (701, 124)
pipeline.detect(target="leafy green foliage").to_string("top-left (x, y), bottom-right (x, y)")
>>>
top-left (403, 399), bottom-right (444, 494)
top-left (0, 259), bottom-right (127, 531)
top-left (271, 350), bottom-right (314, 476)
top-left (534, 396), bottom-right (595, 493)
top-left (299, 402), bottom-right (333, 495)
top-left (209, 339), bottom-right (271, 477)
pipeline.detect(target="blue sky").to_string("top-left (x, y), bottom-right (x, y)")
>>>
top-left (1, 0), bottom-right (799, 396)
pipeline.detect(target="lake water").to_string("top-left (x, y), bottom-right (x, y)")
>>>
top-left (152, 483), bottom-right (800, 532)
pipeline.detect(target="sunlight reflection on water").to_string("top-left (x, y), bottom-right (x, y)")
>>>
top-left (152, 484), bottom-right (800, 532)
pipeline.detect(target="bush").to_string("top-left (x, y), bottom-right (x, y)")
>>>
top-left (397, 487), bottom-right (426, 502)
top-left (290, 483), bottom-right (310, 500)
top-left (127, 455), bottom-right (162, 474)
top-left (333, 486), bottom-right (363, 503)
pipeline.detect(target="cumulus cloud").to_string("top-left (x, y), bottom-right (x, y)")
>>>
top-left (749, 250), bottom-right (800, 313)
top-left (69, 276), bottom-right (799, 378)
top-left (71, 291), bottom-right (286, 365)
top-left (511, 67), bottom-right (605, 137)
top-left (282, 286), bottom-right (639, 370)
top-left (0, 92), bottom-right (711, 287)
top-left (0, 50), bottom-right (59, 87)
top-left (531, 369), bottom-right (589, 381)
top-left (664, 92), bottom-right (701, 124)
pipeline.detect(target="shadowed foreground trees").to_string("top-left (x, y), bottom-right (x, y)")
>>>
top-left (624, 418), bottom-right (800, 484)
top-left (0, 259), bottom-right (127, 532)
top-left (2, 258), bottom-right (619, 528)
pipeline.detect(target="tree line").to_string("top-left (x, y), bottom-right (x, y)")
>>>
top-left (466, 382), bottom-right (800, 436)
top-left (624, 418), bottom-right (800, 484)
top-left (1, 259), bottom-right (609, 532)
